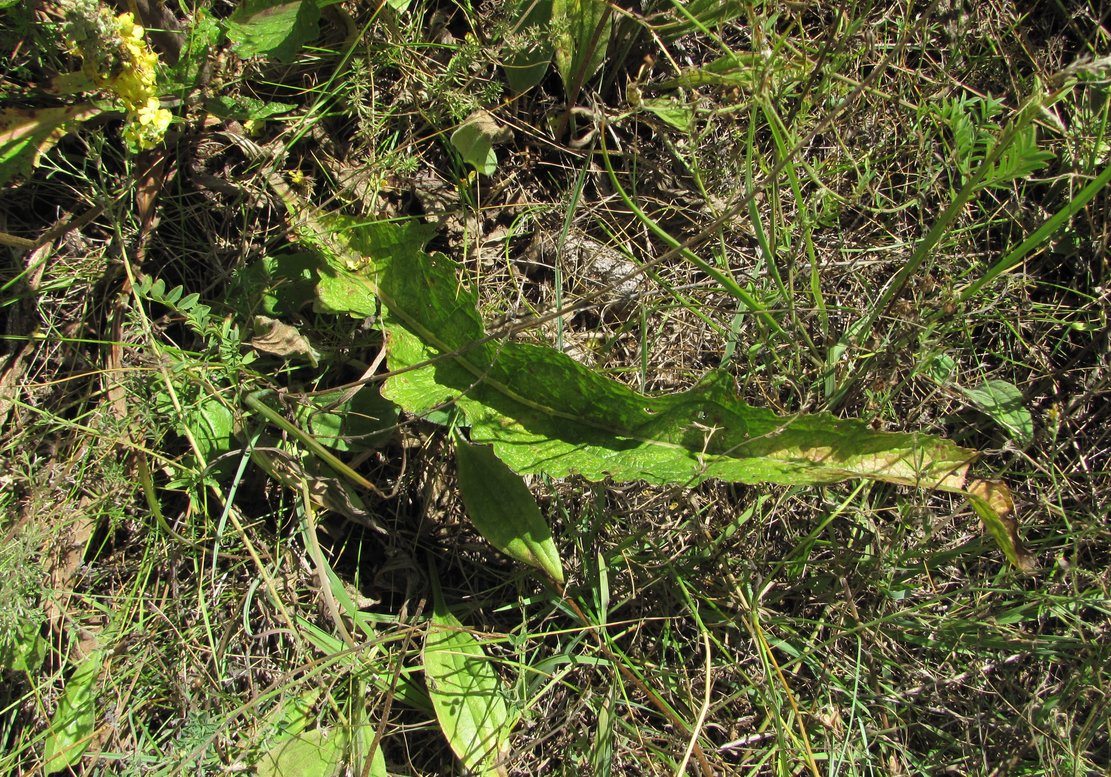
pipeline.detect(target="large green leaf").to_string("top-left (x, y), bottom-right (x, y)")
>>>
top-left (454, 431), bottom-right (564, 583)
top-left (424, 600), bottom-right (515, 776)
top-left (257, 727), bottom-right (346, 777)
top-left (225, 0), bottom-right (322, 63)
top-left (257, 725), bottom-right (385, 777)
top-left (369, 233), bottom-right (974, 491)
top-left (278, 200), bottom-right (1032, 570)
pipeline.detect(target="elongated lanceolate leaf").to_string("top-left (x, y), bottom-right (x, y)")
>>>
top-left (44, 650), bottom-right (104, 774)
top-left (424, 602), bottom-right (515, 776)
top-left (454, 431), bottom-right (564, 583)
top-left (366, 229), bottom-right (974, 491)
top-left (552, 0), bottom-right (611, 93)
top-left (502, 0), bottom-right (554, 93)
top-left (280, 203), bottom-right (1032, 570)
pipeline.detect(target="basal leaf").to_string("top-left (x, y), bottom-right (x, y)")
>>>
top-left (358, 728), bottom-right (388, 777)
top-left (0, 619), bottom-right (46, 673)
top-left (298, 387), bottom-right (398, 452)
top-left (454, 431), bottom-right (564, 583)
top-left (233, 251), bottom-right (319, 316)
top-left (282, 204), bottom-right (1032, 570)
top-left (205, 95), bottom-right (297, 123)
top-left (653, 0), bottom-right (744, 40)
top-left (226, 0), bottom-right (321, 63)
top-left (502, 0), bottom-right (554, 93)
top-left (959, 379), bottom-right (1034, 448)
top-left (450, 110), bottom-right (511, 176)
top-left (424, 600), bottom-right (515, 776)
top-left (0, 104), bottom-right (101, 187)
top-left (638, 97), bottom-right (694, 132)
top-left (257, 728), bottom-right (344, 777)
top-left (293, 208), bottom-right (435, 318)
top-left (189, 394), bottom-right (236, 462)
top-left (363, 734), bottom-right (388, 777)
top-left (552, 0), bottom-right (611, 94)
top-left (257, 724), bottom-right (381, 777)
top-left (661, 52), bottom-right (805, 92)
top-left (299, 617), bottom-right (433, 712)
top-left (44, 650), bottom-right (104, 775)
top-left (369, 237), bottom-right (973, 490)
top-left (264, 689), bottom-right (321, 744)
top-left (967, 479), bottom-right (1036, 573)
top-left (925, 352), bottom-right (957, 382)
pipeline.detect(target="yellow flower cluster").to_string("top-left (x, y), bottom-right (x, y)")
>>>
top-left (112, 13), bottom-right (172, 150)
top-left (77, 10), bottom-right (171, 150)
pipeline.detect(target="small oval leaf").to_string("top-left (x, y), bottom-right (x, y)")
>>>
top-left (424, 601), bottom-right (515, 776)
top-left (450, 110), bottom-right (510, 176)
top-left (454, 430), bottom-right (564, 584)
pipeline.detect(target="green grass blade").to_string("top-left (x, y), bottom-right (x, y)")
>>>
top-left (957, 160), bottom-right (1111, 304)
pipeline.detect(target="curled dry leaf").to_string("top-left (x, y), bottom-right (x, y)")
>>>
top-left (250, 315), bottom-right (320, 365)
top-left (967, 479), bottom-right (1036, 574)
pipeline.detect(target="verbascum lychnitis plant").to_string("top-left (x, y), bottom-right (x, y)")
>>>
top-left (62, 0), bottom-right (172, 151)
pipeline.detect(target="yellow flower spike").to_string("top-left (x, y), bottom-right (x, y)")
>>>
top-left (62, 1), bottom-right (171, 150)
top-left (106, 11), bottom-right (170, 150)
